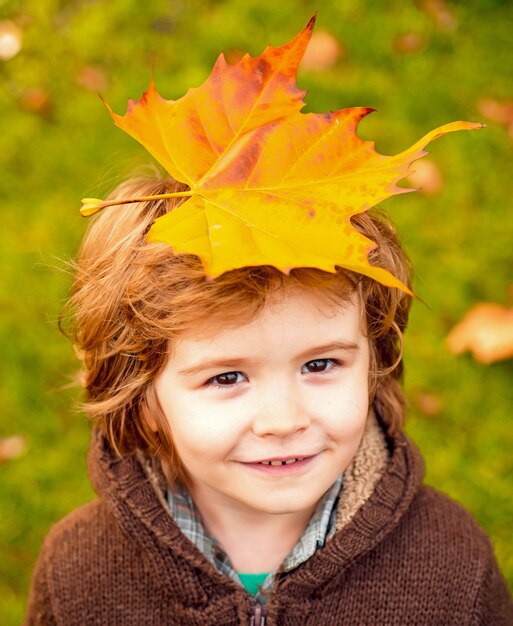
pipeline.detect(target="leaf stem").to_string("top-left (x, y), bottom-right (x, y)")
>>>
top-left (80, 190), bottom-right (193, 216)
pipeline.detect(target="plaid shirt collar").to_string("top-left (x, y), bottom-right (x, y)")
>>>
top-left (166, 474), bottom-right (343, 602)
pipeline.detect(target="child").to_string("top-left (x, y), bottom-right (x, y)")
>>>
top-left (25, 19), bottom-right (513, 626)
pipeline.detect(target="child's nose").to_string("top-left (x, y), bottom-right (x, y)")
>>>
top-left (251, 381), bottom-right (311, 437)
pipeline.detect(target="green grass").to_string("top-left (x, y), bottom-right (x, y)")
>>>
top-left (1, 0), bottom-right (513, 621)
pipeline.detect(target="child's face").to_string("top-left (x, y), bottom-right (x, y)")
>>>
top-left (154, 287), bottom-right (370, 518)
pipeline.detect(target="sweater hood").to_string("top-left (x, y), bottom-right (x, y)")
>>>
top-left (87, 411), bottom-right (425, 605)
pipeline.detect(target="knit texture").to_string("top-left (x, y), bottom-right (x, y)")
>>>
top-left (24, 413), bottom-right (513, 625)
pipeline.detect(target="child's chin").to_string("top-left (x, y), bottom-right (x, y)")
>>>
top-left (234, 484), bottom-right (325, 516)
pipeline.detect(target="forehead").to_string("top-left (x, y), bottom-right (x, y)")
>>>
top-left (172, 286), bottom-right (366, 354)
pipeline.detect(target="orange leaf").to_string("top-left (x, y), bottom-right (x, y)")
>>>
top-left (102, 17), bottom-right (483, 290)
top-left (447, 303), bottom-right (513, 364)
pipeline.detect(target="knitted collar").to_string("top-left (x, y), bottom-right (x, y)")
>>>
top-left (335, 408), bottom-right (390, 531)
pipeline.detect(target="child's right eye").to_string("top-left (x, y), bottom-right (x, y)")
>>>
top-left (205, 371), bottom-right (247, 387)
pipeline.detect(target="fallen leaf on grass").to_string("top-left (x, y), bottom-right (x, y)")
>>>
top-left (0, 435), bottom-right (27, 463)
top-left (477, 98), bottom-right (513, 139)
top-left (412, 390), bottom-right (443, 417)
top-left (447, 303), bottom-right (513, 364)
top-left (19, 86), bottom-right (53, 116)
top-left (406, 159), bottom-right (443, 195)
top-left (77, 65), bottom-right (108, 92)
top-left (393, 32), bottom-right (427, 55)
top-left (477, 99), bottom-right (513, 125)
top-left (417, 0), bottom-right (457, 31)
top-left (300, 30), bottom-right (344, 71)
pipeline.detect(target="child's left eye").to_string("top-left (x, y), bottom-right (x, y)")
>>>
top-left (301, 358), bottom-right (338, 374)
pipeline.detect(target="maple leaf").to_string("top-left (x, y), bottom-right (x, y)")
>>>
top-left (84, 16), bottom-right (483, 292)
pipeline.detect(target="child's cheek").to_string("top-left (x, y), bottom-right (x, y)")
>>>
top-left (168, 396), bottom-right (245, 460)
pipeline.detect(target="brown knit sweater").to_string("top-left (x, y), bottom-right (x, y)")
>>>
top-left (24, 416), bottom-right (513, 625)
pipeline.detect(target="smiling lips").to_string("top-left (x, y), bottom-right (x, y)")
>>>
top-left (240, 454), bottom-right (318, 475)
top-left (244, 454), bottom-right (316, 465)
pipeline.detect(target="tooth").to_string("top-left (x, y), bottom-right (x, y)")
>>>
top-left (258, 457), bottom-right (307, 466)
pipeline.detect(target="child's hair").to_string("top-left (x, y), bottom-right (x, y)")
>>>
top-left (64, 175), bottom-right (413, 486)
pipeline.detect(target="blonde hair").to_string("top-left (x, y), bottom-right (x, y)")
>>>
top-left (63, 176), bottom-right (412, 485)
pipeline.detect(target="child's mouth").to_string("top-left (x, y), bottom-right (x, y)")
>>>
top-left (241, 455), bottom-right (316, 474)
top-left (257, 457), bottom-right (306, 466)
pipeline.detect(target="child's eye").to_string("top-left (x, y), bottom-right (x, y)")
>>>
top-left (301, 358), bottom-right (339, 374)
top-left (205, 371), bottom-right (247, 387)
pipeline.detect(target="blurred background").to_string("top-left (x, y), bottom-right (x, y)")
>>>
top-left (1, 0), bottom-right (512, 621)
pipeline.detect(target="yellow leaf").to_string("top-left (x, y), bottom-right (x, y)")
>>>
top-left (100, 17), bottom-right (483, 292)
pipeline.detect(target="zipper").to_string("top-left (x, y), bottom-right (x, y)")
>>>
top-left (250, 602), bottom-right (268, 625)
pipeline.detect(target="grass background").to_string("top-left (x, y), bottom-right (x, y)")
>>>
top-left (1, 0), bottom-right (512, 622)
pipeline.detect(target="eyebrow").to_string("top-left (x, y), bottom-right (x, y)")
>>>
top-left (178, 358), bottom-right (250, 376)
top-left (177, 341), bottom-right (360, 376)
top-left (297, 341), bottom-right (360, 360)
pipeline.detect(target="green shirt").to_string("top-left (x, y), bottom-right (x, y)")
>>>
top-left (238, 572), bottom-right (269, 596)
